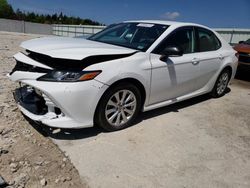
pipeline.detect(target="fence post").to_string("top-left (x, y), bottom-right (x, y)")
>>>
top-left (68, 25), bottom-right (69, 37)
top-left (22, 20), bottom-right (25, 33)
top-left (229, 29), bottom-right (235, 45)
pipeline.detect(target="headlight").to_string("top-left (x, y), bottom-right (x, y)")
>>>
top-left (37, 70), bottom-right (101, 82)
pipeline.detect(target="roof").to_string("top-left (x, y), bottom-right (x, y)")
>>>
top-left (124, 20), bottom-right (207, 28)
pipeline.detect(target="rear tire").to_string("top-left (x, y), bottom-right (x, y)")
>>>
top-left (95, 82), bottom-right (141, 131)
top-left (211, 69), bottom-right (231, 98)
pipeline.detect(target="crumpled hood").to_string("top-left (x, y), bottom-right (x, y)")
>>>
top-left (21, 36), bottom-right (137, 60)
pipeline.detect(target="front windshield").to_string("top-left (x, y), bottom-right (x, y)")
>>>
top-left (88, 22), bottom-right (169, 51)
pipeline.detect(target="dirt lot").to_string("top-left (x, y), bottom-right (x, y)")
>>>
top-left (0, 31), bottom-right (250, 188)
top-left (0, 32), bottom-right (87, 188)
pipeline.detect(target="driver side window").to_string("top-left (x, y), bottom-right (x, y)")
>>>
top-left (153, 27), bottom-right (196, 55)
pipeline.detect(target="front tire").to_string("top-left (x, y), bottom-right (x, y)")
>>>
top-left (211, 69), bottom-right (231, 98)
top-left (95, 82), bottom-right (142, 131)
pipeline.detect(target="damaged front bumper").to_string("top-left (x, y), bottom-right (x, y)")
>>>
top-left (12, 79), bottom-right (108, 129)
top-left (13, 85), bottom-right (60, 122)
top-left (14, 85), bottom-right (49, 116)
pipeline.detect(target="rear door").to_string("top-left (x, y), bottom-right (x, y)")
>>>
top-left (194, 27), bottom-right (222, 89)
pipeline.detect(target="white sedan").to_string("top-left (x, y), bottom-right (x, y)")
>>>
top-left (9, 20), bottom-right (238, 131)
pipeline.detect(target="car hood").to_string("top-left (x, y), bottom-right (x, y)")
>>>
top-left (21, 36), bottom-right (137, 60)
top-left (234, 43), bottom-right (250, 54)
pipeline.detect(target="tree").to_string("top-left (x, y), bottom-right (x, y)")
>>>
top-left (0, 0), bottom-right (103, 25)
top-left (15, 8), bottom-right (25, 20)
top-left (51, 13), bottom-right (58, 23)
top-left (0, 0), bottom-right (14, 19)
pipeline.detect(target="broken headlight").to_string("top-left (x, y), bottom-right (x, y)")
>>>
top-left (37, 70), bottom-right (101, 82)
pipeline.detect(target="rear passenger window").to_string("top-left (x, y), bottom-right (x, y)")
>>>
top-left (197, 28), bottom-right (221, 52)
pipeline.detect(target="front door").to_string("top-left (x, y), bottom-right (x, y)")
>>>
top-left (149, 26), bottom-right (200, 105)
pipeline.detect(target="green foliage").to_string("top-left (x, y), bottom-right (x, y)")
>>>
top-left (0, 0), bottom-right (103, 25)
top-left (0, 0), bottom-right (14, 19)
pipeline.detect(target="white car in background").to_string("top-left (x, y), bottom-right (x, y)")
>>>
top-left (9, 20), bottom-right (238, 131)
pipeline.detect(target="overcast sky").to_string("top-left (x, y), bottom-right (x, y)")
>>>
top-left (8, 0), bottom-right (250, 28)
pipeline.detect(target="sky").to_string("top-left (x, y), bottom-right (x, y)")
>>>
top-left (8, 0), bottom-right (250, 28)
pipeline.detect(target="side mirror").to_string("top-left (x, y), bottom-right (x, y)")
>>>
top-left (160, 46), bottom-right (183, 61)
top-left (239, 41), bottom-right (244, 44)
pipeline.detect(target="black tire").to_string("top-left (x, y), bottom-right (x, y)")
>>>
top-left (95, 82), bottom-right (142, 131)
top-left (211, 69), bottom-right (231, 98)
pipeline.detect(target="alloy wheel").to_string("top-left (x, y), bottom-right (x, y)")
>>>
top-left (105, 89), bottom-right (137, 127)
top-left (216, 72), bottom-right (229, 95)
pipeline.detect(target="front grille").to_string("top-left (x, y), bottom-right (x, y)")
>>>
top-left (239, 53), bottom-right (250, 64)
top-left (10, 61), bottom-right (50, 75)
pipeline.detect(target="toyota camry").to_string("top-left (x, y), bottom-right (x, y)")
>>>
top-left (9, 20), bottom-right (238, 131)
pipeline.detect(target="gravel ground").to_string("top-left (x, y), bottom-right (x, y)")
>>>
top-left (0, 31), bottom-right (250, 188)
top-left (0, 32), bottom-right (87, 188)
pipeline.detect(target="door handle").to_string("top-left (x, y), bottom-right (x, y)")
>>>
top-left (219, 54), bottom-right (224, 60)
top-left (192, 58), bottom-right (199, 65)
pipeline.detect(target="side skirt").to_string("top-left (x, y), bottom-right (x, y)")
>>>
top-left (143, 89), bottom-right (210, 112)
